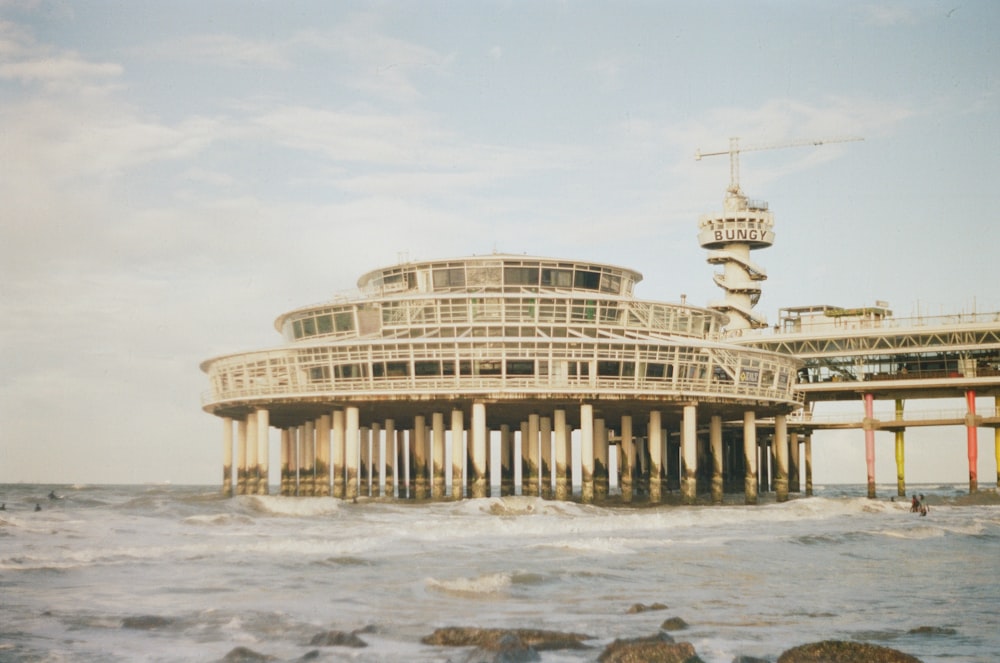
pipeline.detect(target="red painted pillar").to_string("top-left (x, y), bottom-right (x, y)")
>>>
top-left (864, 393), bottom-right (876, 498)
top-left (965, 390), bottom-right (979, 493)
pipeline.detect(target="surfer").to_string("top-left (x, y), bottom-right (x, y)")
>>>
top-left (48, 490), bottom-right (57, 500)
top-left (34, 503), bottom-right (42, 512)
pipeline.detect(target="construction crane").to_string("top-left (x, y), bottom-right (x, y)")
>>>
top-left (695, 136), bottom-right (863, 196)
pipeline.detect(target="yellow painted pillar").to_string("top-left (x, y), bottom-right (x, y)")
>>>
top-left (894, 399), bottom-right (906, 497)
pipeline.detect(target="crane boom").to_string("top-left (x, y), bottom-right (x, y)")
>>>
top-left (695, 136), bottom-right (863, 195)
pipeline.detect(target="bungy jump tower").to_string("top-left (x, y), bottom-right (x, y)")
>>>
top-left (200, 254), bottom-right (805, 505)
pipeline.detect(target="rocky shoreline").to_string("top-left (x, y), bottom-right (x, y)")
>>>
top-left (216, 612), bottom-right (932, 662)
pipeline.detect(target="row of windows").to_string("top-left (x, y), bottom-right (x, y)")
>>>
top-left (287, 299), bottom-right (715, 341)
top-left (307, 360), bottom-right (684, 382)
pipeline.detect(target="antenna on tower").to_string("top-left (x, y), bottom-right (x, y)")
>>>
top-left (695, 136), bottom-right (863, 196)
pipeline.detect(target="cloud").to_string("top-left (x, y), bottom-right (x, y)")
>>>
top-left (149, 33), bottom-right (292, 68)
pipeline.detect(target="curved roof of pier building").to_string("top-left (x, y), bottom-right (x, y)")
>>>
top-left (201, 255), bottom-right (803, 430)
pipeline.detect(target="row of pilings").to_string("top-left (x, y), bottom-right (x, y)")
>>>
top-left (221, 406), bottom-right (815, 504)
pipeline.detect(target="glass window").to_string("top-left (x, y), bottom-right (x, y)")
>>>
top-left (334, 311), bottom-right (354, 332)
top-left (316, 314), bottom-right (334, 334)
top-left (504, 266), bottom-right (539, 286)
top-left (574, 270), bottom-right (601, 290)
top-left (541, 268), bottom-right (572, 287)
top-left (301, 317), bottom-right (316, 336)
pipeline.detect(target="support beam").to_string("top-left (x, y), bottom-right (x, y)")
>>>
top-left (256, 409), bottom-right (269, 495)
top-left (345, 406), bottom-right (359, 500)
top-left (681, 404), bottom-right (698, 504)
top-left (222, 417), bottom-right (233, 497)
top-left (316, 414), bottom-right (331, 497)
top-left (540, 416), bottom-right (553, 498)
top-left (864, 393), bottom-right (876, 499)
top-left (525, 414), bottom-right (540, 497)
top-left (894, 399), bottom-right (906, 497)
top-left (966, 390), bottom-right (979, 493)
top-left (451, 409), bottom-right (464, 499)
top-left (648, 410), bottom-right (662, 502)
top-left (383, 419), bottom-right (395, 498)
top-left (471, 402), bottom-right (488, 498)
top-left (246, 413), bottom-right (258, 496)
top-left (580, 404), bottom-right (595, 503)
top-left (413, 415), bottom-right (428, 499)
top-left (279, 428), bottom-right (291, 496)
top-left (370, 422), bottom-right (381, 497)
top-left (709, 415), bottom-right (723, 504)
top-left (804, 434), bottom-right (813, 496)
top-left (789, 432), bottom-right (800, 493)
top-left (359, 426), bottom-right (370, 497)
top-left (332, 410), bottom-right (345, 499)
top-left (432, 413), bottom-right (446, 499)
top-left (594, 418), bottom-right (608, 500)
top-left (774, 414), bottom-right (789, 503)
top-left (743, 411), bottom-right (757, 505)
top-left (499, 424), bottom-right (513, 496)
top-left (554, 409), bottom-right (569, 500)
top-left (620, 415), bottom-right (634, 503)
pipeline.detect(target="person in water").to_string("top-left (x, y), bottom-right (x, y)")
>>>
top-left (34, 504), bottom-right (42, 512)
top-left (919, 494), bottom-right (929, 516)
top-left (48, 490), bottom-right (57, 500)
top-left (910, 494), bottom-right (920, 512)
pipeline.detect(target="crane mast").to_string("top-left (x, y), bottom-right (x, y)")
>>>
top-left (695, 135), bottom-right (862, 332)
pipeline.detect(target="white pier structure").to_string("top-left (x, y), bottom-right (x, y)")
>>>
top-left (201, 256), bottom-right (803, 504)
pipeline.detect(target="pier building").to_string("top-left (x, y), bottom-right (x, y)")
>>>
top-left (201, 255), bottom-right (803, 504)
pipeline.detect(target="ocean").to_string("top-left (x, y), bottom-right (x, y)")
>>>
top-left (1, 483), bottom-right (997, 662)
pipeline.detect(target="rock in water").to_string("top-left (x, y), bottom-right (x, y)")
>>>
top-left (626, 602), bottom-right (668, 614)
top-left (660, 617), bottom-right (689, 631)
top-left (221, 647), bottom-right (277, 662)
top-left (598, 633), bottom-right (702, 663)
top-left (777, 640), bottom-right (923, 663)
top-left (308, 630), bottom-right (367, 647)
top-left (462, 633), bottom-right (541, 663)
top-left (421, 627), bottom-right (591, 650)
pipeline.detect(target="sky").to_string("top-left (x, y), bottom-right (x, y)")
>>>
top-left (1, 0), bottom-right (998, 487)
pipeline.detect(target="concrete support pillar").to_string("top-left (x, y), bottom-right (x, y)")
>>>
top-left (499, 424), bottom-right (513, 496)
top-left (804, 434), bottom-right (813, 496)
top-left (279, 428), bottom-right (291, 496)
top-left (431, 413), bottom-right (445, 499)
top-left (345, 406), bottom-right (359, 500)
top-left (789, 432), bottom-right (800, 493)
top-left (399, 428), bottom-right (409, 498)
top-left (412, 415), bottom-right (428, 499)
top-left (222, 417), bottom-right (234, 497)
top-left (863, 393), bottom-right (876, 498)
top-left (451, 409), bottom-right (464, 499)
top-left (996, 396), bottom-right (1000, 490)
top-left (471, 402), bottom-right (488, 498)
top-left (236, 417), bottom-right (248, 495)
top-left (709, 415), bottom-right (723, 504)
top-left (383, 419), bottom-right (395, 498)
top-left (540, 416), bottom-right (553, 498)
top-left (359, 426), bottom-right (370, 497)
top-left (296, 425), bottom-right (306, 496)
top-left (525, 414), bottom-right (540, 497)
top-left (554, 409), bottom-right (569, 500)
top-left (332, 410), bottom-right (345, 499)
top-left (246, 413), bottom-right (259, 495)
top-left (743, 411), bottom-right (758, 505)
top-left (681, 404), bottom-right (698, 505)
top-left (648, 410), bottom-right (663, 502)
top-left (894, 399), bottom-right (906, 497)
top-left (594, 418), bottom-right (608, 500)
top-left (965, 390), bottom-right (979, 493)
top-left (316, 414), bottom-right (331, 497)
top-left (774, 414), bottom-right (789, 502)
top-left (305, 420), bottom-right (317, 496)
top-left (370, 422), bottom-right (381, 497)
top-left (288, 428), bottom-right (299, 495)
top-left (580, 404), bottom-right (595, 503)
top-left (256, 409), bottom-right (269, 495)
top-left (620, 415), bottom-right (634, 503)
top-left (518, 421), bottom-right (528, 495)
